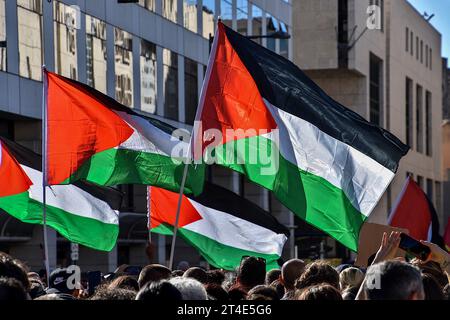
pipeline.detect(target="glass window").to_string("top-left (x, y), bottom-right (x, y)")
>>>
top-left (138, 0), bottom-right (156, 11)
top-left (425, 44), bottom-right (428, 67)
top-left (251, 4), bottom-right (263, 45)
top-left (416, 84), bottom-right (423, 153)
top-left (202, 0), bottom-right (215, 39)
top-left (221, 0), bottom-right (232, 29)
top-left (426, 178), bottom-right (433, 202)
top-left (417, 175), bottom-right (423, 189)
top-left (184, 58), bottom-right (198, 124)
top-left (266, 15), bottom-right (278, 52)
top-left (410, 31), bottom-right (413, 56)
top-left (429, 48), bottom-right (432, 70)
top-left (405, 78), bottom-right (413, 146)
top-left (416, 36), bottom-right (419, 60)
top-left (86, 15), bottom-right (107, 94)
top-left (280, 21), bottom-right (289, 59)
top-left (184, 0), bottom-right (197, 33)
top-left (434, 181), bottom-right (441, 214)
top-left (114, 28), bottom-right (133, 107)
top-left (140, 40), bottom-right (157, 114)
top-left (236, 0), bottom-right (248, 35)
top-left (0, 0), bottom-right (6, 72)
top-left (54, 1), bottom-right (78, 80)
top-left (405, 27), bottom-right (409, 52)
top-left (17, 0), bottom-right (43, 81)
top-left (425, 91), bottom-right (432, 156)
top-left (370, 54), bottom-right (382, 125)
top-left (163, 48), bottom-right (178, 121)
top-left (163, 0), bottom-right (177, 23)
top-left (420, 40), bottom-right (423, 63)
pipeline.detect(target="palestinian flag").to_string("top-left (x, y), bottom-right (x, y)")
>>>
top-left (0, 138), bottom-right (123, 251)
top-left (45, 70), bottom-right (204, 195)
top-left (148, 183), bottom-right (288, 270)
top-left (194, 23), bottom-right (409, 251)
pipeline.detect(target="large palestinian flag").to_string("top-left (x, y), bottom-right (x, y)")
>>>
top-left (0, 138), bottom-right (123, 251)
top-left (148, 183), bottom-right (288, 270)
top-left (194, 23), bottom-right (409, 251)
top-left (45, 70), bottom-right (204, 195)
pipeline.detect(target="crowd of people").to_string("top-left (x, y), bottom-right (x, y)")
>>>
top-left (0, 232), bottom-right (449, 301)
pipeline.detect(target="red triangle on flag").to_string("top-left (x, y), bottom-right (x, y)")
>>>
top-left (0, 141), bottom-right (32, 197)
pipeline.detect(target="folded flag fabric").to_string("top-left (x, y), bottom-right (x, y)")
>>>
top-left (0, 138), bottom-right (123, 251)
top-left (45, 70), bottom-right (205, 195)
top-left (148, 183), bottom-right (289, 270)
top-left (444, 218), bottom-right (450, 252)
top-left (194, 22), bottom-right (409, 251)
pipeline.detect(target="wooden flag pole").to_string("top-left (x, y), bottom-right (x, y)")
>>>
top-left (41, 65), bottom-right (50, 286)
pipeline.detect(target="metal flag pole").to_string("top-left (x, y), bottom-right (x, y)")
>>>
top-left (41, 65), bottom-right (50, 286)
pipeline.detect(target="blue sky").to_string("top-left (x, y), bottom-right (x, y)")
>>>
top-left (408, 0), bottom-right (450, 66)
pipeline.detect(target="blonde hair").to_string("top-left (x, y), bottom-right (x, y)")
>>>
top-left (339, 267), bottom-right (364, 291)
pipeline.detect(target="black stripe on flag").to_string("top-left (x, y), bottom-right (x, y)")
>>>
top-left (190, 182), bottom-right (289, 236)
top-left (222, 24), bottom-right (409, 173)
top-left (0, 137), bottom-right (123, 211)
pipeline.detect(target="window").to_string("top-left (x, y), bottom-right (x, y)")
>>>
top-left (420, 40), bottom-right (423, 64)
top-left (138, 0), bottom-right (156, 11)
top-left (221, 0), bottom-right (232, 29)
top-left (425, 44), bottom-right (428, 67)
top-left (18, 0), bottom-right (43, 81)
top-left (163, 48), bottom-right (178, 121)
top-left (410, 31), bottom-right (413, 56)
top-left (280, 22), bottom-right (289, 59)
top-left (184, 0), bottom-right (197, 33)
top-left (86, 15), bottom-right (107, 93)
top-left (405, 78), bottom-right (413, 146)
top-left (370, 54), bottom-right (382, 125)
top-left (236, 0), bottom-right (248, 35)
top-left (435, 181), bottom-right (441, 214)
top-left (140, 40), bottom-right (157, 114)
top-left (426, 178), bottom-right (433, 202)
top-left (416, 36), bottom-right (419, 60)
top-left (184, 58), bottom-right (198, 124)
top-left (416, 85), bottom-right (423, 153)
top-left (114, 28), bottom-right (133, 107)
top-left (417, 176), bottom-right (423, 189)
top-left (405, 27), bottom-right (409, 52)
top-left (163, 0), bottom-right (177, 23)
top-left (0, 0), bottom-right (6, 71)
top-left (251, 4), bottom-right (263, 45)
top-left (202, 0), bottom-right (215, 38)
top-left (267, 15), bottom-right (279, 53)
top-left (54, 1), bottom-right (78, 80)
top-left (429, 48), bottom-right (432, 70)
top-left (425, 91), bottom-right (432, 156)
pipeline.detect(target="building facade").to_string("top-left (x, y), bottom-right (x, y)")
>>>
top-left (0, 0), bottom-right (293, 272)
top-left (293, 0), bottom-right (444, 232)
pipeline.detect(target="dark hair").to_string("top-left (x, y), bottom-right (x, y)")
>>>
top-left (247, 285), bottom-right (279, 301)
top-left (172, 270), bottom-right (184, 277)
top-left (443, 284), bottom-right (450, 301)
top-left (281, 259), bottom-right (306, 290)
top-left (183, 267), bottom-right (208, 284)
top-left (237, 257), bottom-right (266, 291)
top-left (205, 284), bottom-right (229, 301)
top-left (341, 286), bottom-right (359, 300)
top-left (0, 277), bottom-right (28, 301)
top-left (0, 252), bottom-right (30, 291)
top-left (265, 269), bottom-right (281, 285)
top-left (411, 260), bottom-right (448, 288)
top-left (135, 281), bottom-right (182, 301)
top-left (269, 279), bottom-right (285, 300)
top-left (90, 286), bottom-right (136, 300)
top-left (108, 275), bottom-right (139, 292)
top-left (228, 287), bottom-right (247, 301)
top-left (206, 269), bottom-right (226, 286)
top-left (138, 264), bottom-right (172, 288)
top-left (421, 273), bottom-right (444, 300)
top-left (295, 261), bottom-right (339, 290)
top-left (297, 284), bottom-right (343, 301)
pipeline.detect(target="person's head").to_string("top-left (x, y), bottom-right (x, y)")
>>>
top-left (29, 278), bottom-right (46, 299)
top-left (48, 268), bottom-right (77, 295)
top-left (339, 267), bottom-right (364, 291)
top-left (0, 252), bottom-right (30, 291)
top-left (295, 261), bottom-right (339, 290)
top-left (265, 269), bottom-right (281, 285)
top-left (281, 259), bottom-right (306, 291)
top-left (205, 284), bottom-right (229, 301)
top-left (135, 281), bottom-right (182, 301)
top-left (206, 269), bottom-right (225, 286)
top-left (138, 264), bottom-right (172, 288)
top-left (443, 284), bottom-right (450, 301)
top-left (228, 287), bottom-right (247, 301)
top-left (90, 287), bottom-right (136, 300)
top-left (222, 272), bottom-right (237, 291)
top-left (421, 273), bottom-right (444, 300)
top-left (247, 285), bottom-right (279, 301)
top-left (108, 275), bottom-right (139, 292)
top-left (34, 293), bottom-right (76, 300)
top-left (236, 256), bottom-right (266, 291)
top-left (341, 286), bottom-right (359, 300)
top-left (269, 279), bottom-right (285, 300)
top-left (297, 284), bottom-right (343, 301)
top-left (177, 261), bottom-right (190, 272)
top-left (172, 270), bottom-right (184, 277)
top-left (169, 277), bottom-right (207, 300)
top-left (183, 267), bottom-right (208, 284)
top-left (411, 259), bottom-right (448, 288)
top-left (0, 277), bottom-right (29, 300)
top-left (363, 261), bottom-right (424, 300)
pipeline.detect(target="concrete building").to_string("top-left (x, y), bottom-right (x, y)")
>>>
top-left (0, 0), bottom-right (293, 273)
top-left (293, 0), bottom-right (445, 232)
top-left (443, 58), bottom-right (450, 230)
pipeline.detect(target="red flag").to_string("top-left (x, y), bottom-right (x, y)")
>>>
top-left (444, 218), bottom-right (450, 252)
top-left (389, 177), bottom-right (432, 241)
